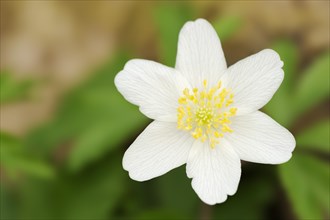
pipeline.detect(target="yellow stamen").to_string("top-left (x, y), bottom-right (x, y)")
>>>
top-left (177, 80), bottom-right (237, 149)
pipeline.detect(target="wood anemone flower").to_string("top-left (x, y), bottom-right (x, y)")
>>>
top-left (115, 18), bottom-right (296, 205)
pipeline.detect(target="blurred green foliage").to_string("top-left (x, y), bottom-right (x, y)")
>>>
top-left (26, 54), bottom-right (149, 173)
top-left (154, 4), bottom-right (194, 67)
top-left (1, 4), bottom-right (329, 220)
top-left (18, 156), bottom-right (125, 219)
top-left (214, 169), bottom-right (275, 220)
top-left (297, 119), bottom-right (329, 152)
top-left (293, 52), bottom-right (329, 119)
top-left (0, 72), bottom-right (36, 104)
top-left (213, 15), bottom-right (242, 42)
top-left (279, 154), bottom-right (329, 220)
top-left (0, 132), bottom-right (54, 179)
top-left (268, 41), bottom-right (329, 219)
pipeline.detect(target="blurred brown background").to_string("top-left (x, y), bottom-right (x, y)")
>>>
top-left (1, 1), bottom-right (328, 136)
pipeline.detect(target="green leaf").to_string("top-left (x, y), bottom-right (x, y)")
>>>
top-left (279, 154), bottom-right (330, 219)
top-left (0, 132), bottom-right (55, 179)
top-left (154, 4), bottom-right (194, 66)
top-left (293, 52), bottom-right (330, 119)
top-left (264, 40), bottom-right (298, 127)
top-left (213, 15), bottom-right (242, 41)
top-left (26, 54), bottom-right (149, 172)
top-left (214, 170), bottom-right (274, 220)
top-left (1, 181), bottom-right (20, 220)
top-left (68, 109), bottom-right (147, 171)
top-left (296, 119), bottom-right (330, 153)
top-left (135, 210), bottom-right (185, 220)
top-left (155, 166), bottom-right (198, 218)
top-left (19, 155), bottom-right (125, 219)
top-left (272, 40), bottom-right (299, 90)
top-left (0, 72), bottom-right (36, 104)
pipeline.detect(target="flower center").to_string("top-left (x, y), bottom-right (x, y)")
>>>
top-left (177, 80), bottom-right (237, 148)
top-left (195, 107), bottom-right (214, 125)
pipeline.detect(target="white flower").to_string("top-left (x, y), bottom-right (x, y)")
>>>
top-left (114, 18), bottom-right (295, 205)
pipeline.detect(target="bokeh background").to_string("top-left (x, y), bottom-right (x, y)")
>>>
top-left (0, 1), bottom-right (329, 220)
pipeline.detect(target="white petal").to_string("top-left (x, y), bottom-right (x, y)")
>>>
top-left (222, 49), bottom-right (284, 115)
top-left (123, 121), bottom-right (194, 181)
top-left (175, 19), bottom-right (227, 88)
top-left (115, 59), bottom-right (190, 121)
top-left (186, 140), bottom-right (241, 205)
top-left (226, 111), bottom-right (296, 164)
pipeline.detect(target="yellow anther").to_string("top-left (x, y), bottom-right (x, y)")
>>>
top-left (216, 103), bottom-right (223, 108)
top-left (201, 135), bottom-right (207, 142)
top-left (200, 91), bottom-right (206, 99)
top-left (188, 95), bottom-right (194, 101)
top-left (226, 99), bottom-right (233, 107)
top-left (183, 88), bottom-right (190, 96)
top-left (214, 131), bottom-right (224, 138)
top-left (230, 108), bottom-right (237, 115)
top-left (217, 81), bottom-right (222, 89)
top-left (185, 125), bottom-right (192, 130)
top-left (203, 79), bottom-right (207, 87)
top-left (222, 124), bottom-right (233, 133)
top-left (220, 118), bottom-right (230, 124)
top-left (219, 89), bottom-right (228, 99)
top-left (178, 97), bottom-right (187, 104)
